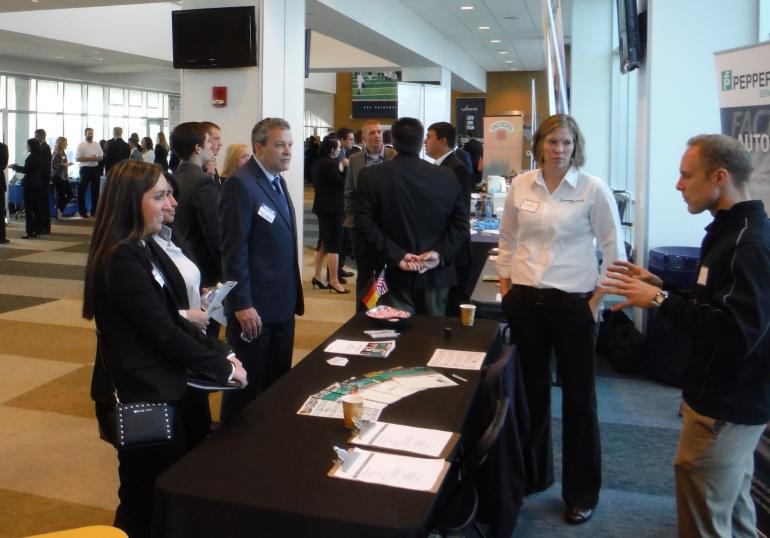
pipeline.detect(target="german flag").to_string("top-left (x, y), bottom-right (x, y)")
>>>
top-left (362, 267), bottom-right (388, 309)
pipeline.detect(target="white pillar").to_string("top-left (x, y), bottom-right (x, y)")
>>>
top-left (179, 0), bottom-right (306, 259)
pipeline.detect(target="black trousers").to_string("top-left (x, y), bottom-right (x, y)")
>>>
top-left (220, 317), bottom-right (295, 424)
top-left (38, 182), bottom-right (51, 232)
top-left (79, 166), bottom-right (101, 217)
top-left (352, 229), bottom-right (379, 312)
top-left (0, 189), bottom-right (7, 240)
top-left (501, 285), bottom-right (601, 509)
top-left (54, 178), bottom-right (74, 212)
top-left (23, 186), bottom-right (43, 236)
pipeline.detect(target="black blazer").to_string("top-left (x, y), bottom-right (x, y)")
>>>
top-left (441, 153), bottom-right (473, 267)
top-left (90, 241), bottom-right (231, 405)
top-left (154, 144), bottom-right (169, 171)
top-left (311, 156), bottom-right (345, 215)
top-left (173, 162), bottom-right (222, 287)
top-left (463, 138), bottom-right (483, 183)
top-left (0, 142), bottom-right (8, 193)
top-left (10, 151), bottom-right (44, 190)
top-left (39, 142), bottom-right (52, 182)
top-left (355, 154), bottom-right (469, 290)
top-left (219, 157), bottom-right (304, 323)
top-left (105, 138), bottom-right (130, 172)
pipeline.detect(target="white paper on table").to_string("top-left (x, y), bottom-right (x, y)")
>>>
top-left (495, 292), bottom-right (502, 303)
top-left (326, 356), bottom-right (349, 367)
top-left (365, 380), bottom-right (419, 398)
top-left (360, 388), bottom-right (402, 405)
top-left (296, 397), bottom-right (384, 419)
top-left (330, 448), bottom-right (448, 492)
top-left (393, 372), bottom-right (457, 390)
top-left (350, 421), bottom-right (455, 458)
top-left (427, 348), bottom-right (486, 371)
top-left (324, 339), bottom-right (396, 358)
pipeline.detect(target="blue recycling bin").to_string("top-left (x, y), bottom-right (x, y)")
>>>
top-left (646, 246), bottom-right (700, 387)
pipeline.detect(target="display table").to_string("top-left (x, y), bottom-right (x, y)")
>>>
top-left (7, 177), bottom-right (99, 217)
top-left (471, 255), bottom-right (505, 320)
top-left (154, 313), bottom-right (509, 538)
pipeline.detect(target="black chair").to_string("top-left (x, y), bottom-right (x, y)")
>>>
top-left (431, 396), bottom-right (510, 537)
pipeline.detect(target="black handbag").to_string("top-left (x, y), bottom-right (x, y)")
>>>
top-left (97, 330), bottom-right (175, 450)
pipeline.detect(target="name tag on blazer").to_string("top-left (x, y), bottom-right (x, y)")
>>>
top-left (258, 203), bottom-right (277, 224)
top-left (150, 263), bottom-right (166, 287)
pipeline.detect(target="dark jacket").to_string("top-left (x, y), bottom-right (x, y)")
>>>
top-left (154, 144), bottom-right (169, 171)
top-left (219, 157), bottom-right (304, 323)
top-left (39, 141), bottom-right (52, 183)
top-left (1, 141), bottom-right (9, 193)
top-left (10, 148), bottom-right (44, 190)
top-left (660, 200), bottom-right (770, 424)
top-left (440, 153), bottom-right (472, 267)
top-left (105, 137), bottom-right (130, 172)
top-left (355, 154), bottom-right (468, 290)
top-left (173, 161), bottom-right (222, 288)
top-left (464, 138), bottom-right (483, 183)
top-left (311, 156), bottom-right (345, 215)
top-left (90, 240), bottom-right (231, 405)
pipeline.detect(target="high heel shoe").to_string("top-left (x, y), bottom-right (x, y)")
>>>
top-left (328, 284), bottom-right (351, 294)
top-left (311, 277), bottom-right (329, 290)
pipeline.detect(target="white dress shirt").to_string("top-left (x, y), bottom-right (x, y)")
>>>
top-left (496, 166), bottom-right (625, 293)
top-left (152, 225), bottom-right (201, 308)
top-left (434, 150), bottom-right (454, 166)
top-left (75, 140), bottom-right (103, 167)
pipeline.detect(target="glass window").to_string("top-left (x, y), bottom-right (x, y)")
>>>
top-left (28, 79), bottom-right (36, 111)
top-left (36, 113), bottom-right (61, 144)
top-left (129, 90), bottom-right (143, 107)
top-left (87, 85), bottom-right (103, 116)
top-left (87, 115), bottom-right (105, 142)
top-left (0, 75), bottom-right (6, 109)
top-left (64, 83), bottom-right (83, 114)
top-left (7, 77), bottom-right (16, 110)
top-left (37, 80), bottom-right (63, 113)
top-left (128, 118), bottom-right (145, 138)
top-left (108, 116), bottom-right (127, 138)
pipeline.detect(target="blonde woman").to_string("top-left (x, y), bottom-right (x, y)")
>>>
top-left (154, 132), bottom-right (170, 170)
top-left (220, 143), bottom-right (250, 182)
top-left (51, 136), bottom-right (73, 218)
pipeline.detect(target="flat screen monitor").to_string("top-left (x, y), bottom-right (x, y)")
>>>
top-left (172, 7), bottom-right (258, 69)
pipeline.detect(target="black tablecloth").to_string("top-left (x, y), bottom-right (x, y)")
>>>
top-left (153, 314), bottom-right (503, 538)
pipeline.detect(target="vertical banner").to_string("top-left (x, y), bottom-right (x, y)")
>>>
top-left (352, 71), bottom-right (398, 118)
top-left (168, 95), bottom-right (182, 132)
top-left (455, 98), bottom-right (486, 137)
top-left (542, 0), bottom-right (569, 115)
top-left (482, 115), bottom-right (524, 178)
top-left (715, 40), bottom-right (770, 536)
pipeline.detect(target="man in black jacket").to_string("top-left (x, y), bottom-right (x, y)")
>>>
top-left (34, 129), bottom-right (52, 234)
top-left (464, 129), bottom-right (483, 186)
top-left (425, 122), bottom-right (473, 315)
top-left (355, 117), bottom-right (468, 315)
top-left (104, 127), bottom-right (130, 173)
top-left (170, 122), bottom-right (221, 289)
top-left (0, 139), bottom-right (8, 243)
top-left (604, 134), bottom-right (770, 537)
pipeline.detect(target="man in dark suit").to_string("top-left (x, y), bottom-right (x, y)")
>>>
top-left (34, 129), bottom-right (52, 234)
top-left (0, 139), bottom-right (8, 243)
top-left (343, 120), bottom-right (396, 310)
top-left (426, 122), bottom-right (473, 315)
top-left (219, 117), bottom-right (304, 423)
top-left (170, 122), bottom-right (221, 289)
top-left (356, 117), bottom-right (468, 315)
top-left (104, 127), bottom-right (130, 173)
top-left (463, 129), bottom-right (484, 186)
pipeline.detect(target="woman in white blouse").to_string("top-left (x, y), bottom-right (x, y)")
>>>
top-left (497, 114), bottom-right (624, 525)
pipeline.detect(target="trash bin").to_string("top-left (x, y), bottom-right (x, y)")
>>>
top-left (645, 246), bottom-right (700, 387)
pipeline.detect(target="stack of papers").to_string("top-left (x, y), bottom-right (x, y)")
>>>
top-left (329, 448), bottom-right (450, 492)
top-left (426, 349), bottom-right (487, 371)
top-left (324, 339), bottom-right (396, 358)
top-left (349, 421), bottom-right (458, 458)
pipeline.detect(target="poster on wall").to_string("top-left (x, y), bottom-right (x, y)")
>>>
top-left (714, 40), bottom-right (770, 536)
top-left (482, 115), bottom-right (524, 178)
top-left (714, 41), bottom-right (770, 205)
top-left (455, 98), bottom-right (485, 137)
top-left (352, 71), bottom-right (399, 118)
top-left (168, 95), bottom-right (182, 132)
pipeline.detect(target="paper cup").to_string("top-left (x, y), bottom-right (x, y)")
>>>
top-left (341, 394), bottom-right (364, 429)
top-left (460, 304), bottom-right (476, 327)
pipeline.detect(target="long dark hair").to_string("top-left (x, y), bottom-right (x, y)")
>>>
top-left (82, 160), bottom-right (163, 319)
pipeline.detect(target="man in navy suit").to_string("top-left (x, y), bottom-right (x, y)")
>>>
top-left (219, 117), bottom-right (304, 423)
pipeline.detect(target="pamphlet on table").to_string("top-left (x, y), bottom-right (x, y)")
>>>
top-left (426, 348), bottom-right (487, 371)
top-left (324, 339), bottom-right (396, 358)
top-left (349, 421), bottom-right (459, 459)
top-left (329, 447), bottom-right (450, 492)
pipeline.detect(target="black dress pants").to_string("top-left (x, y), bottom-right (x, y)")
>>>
top-left (23, 186), bottom-right (42, 236)
top-left (501, 285), bottom-right (601, 510)
top-left (38, 182), bottom-right (51, 232)
top-left (54, 178), bottom-right (74, 212)
top-left (79, 166), bottom-right (101, 217)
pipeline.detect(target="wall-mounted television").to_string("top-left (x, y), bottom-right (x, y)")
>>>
top-left (616, 0), bottom-right (645, 74)
top-left (172, 7), bottom-right (258, 69)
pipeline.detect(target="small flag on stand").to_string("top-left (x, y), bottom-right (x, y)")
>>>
top-left (362, 267), bottom-right (389, 310)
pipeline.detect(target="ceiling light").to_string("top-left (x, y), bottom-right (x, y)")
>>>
top-left (478, 26), bottom-right (490, 30)
top-left (498, 51), bottom-right (509, 55)
top-left (490, 39), bottom-right (501, 43)
top-left (460, 6), bottom-right (474, 10)
top-left (55, 56), bottom-right (64, 60)
top-left (505, 60), bottom-right (514, 64)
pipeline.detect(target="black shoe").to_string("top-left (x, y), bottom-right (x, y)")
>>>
top-left (338, 276), bottom-right (347, 284)
top-left (22, 234), bottom-right (35, 239)
top-left (566, 507), bottom-right (593, 525)
top-left (311, 277), bottom-right (329, 290)
top-left (0, 238), bottom-right (9, 244)
top-left (339, 270), bottom-right (355, 278)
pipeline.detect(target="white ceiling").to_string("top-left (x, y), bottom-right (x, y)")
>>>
top-left (0, 0), bottom-right (564, 91)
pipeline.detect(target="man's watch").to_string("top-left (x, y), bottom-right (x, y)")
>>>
top-left (650, 290), bottom-right (668, 308)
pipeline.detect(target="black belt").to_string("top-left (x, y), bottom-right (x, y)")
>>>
top-left (511, 285), bottom-right (591, 304)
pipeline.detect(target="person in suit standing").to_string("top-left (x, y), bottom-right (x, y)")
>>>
top-left (425, 122), bottom-right (473, 315)
top-left (104, 127), bottom-right (130, 174)
top-left (219, 117), bottom-right (304, 423)
top-left (34, 129), bottom-right (52, 234)
top-left (170, 122), bottom-right (221, 289)
top-left (10, 138), bottom-right (45, 239)
top-left (464, 129), bottom-right (484, 187)
top-left (356, 117), bottom-right (468, 315)
top-left (83, 160), bottom-right (246, 538)
top-left (343, 120), bottom-right (396, 310)
top-left (0, 139), bottom-right (9, 243)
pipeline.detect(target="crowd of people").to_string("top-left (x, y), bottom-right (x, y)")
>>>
top-left (0, 110), bottom-right (757, 538)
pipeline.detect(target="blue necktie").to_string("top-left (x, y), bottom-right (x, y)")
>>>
top-left (272, 176), bottom-right (289, 215)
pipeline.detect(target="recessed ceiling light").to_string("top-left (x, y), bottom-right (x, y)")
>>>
top-left (478, 26), bottom-right (490, 30)
top-left (505, 60), bottom-right (514, 64)
top-left (490, 39), bottom-right (501, 43)
top-left (498, 51), bottom-right (509, 55)
top-left (460, 6), bottom-right (474, 10)
top-left (55, 56), bottom-right (64, 60)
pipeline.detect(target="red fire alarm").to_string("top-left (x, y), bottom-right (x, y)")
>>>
top-left (212, 86), bottom-right (227, 108)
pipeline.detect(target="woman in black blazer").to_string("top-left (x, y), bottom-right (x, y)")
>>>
top-left (10, 138), bottom-right (44, 238)
top-left (311, 136), bottom-right (349, 294)
top-left (154, 132), bottom-right (169, 171)
top-left (83, 160), bottom-right (247, 538)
